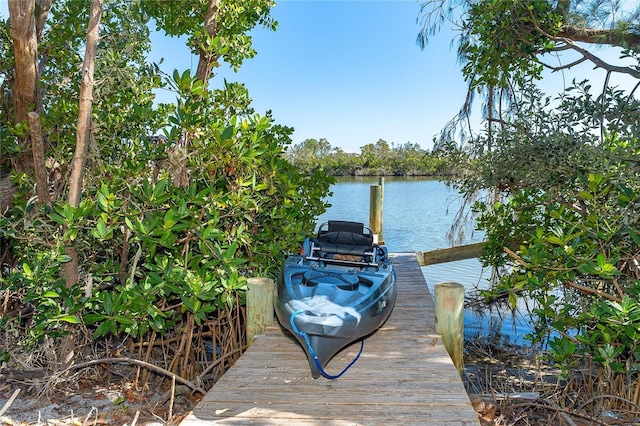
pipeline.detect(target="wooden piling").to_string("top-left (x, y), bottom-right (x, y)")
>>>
top-left (434, 282), bottom-right (465, 375)
top-left (369, 183), bottom-right (383, 242)
top-left (246, 277), bottom-right (275, 347)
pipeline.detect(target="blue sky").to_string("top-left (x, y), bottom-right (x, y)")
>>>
top-left (150, 1), bottom-right (467, 153)
top-left (148, 0), bottom-right (638, 153)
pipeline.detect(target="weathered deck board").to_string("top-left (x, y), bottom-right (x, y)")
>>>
top-left (180, 253), bottom-right (479, 425)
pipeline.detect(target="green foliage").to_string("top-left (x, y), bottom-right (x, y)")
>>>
top-left (0, 1), bottom-right (332, 356)
top-left (416, 0), bottom-right (640, 395)
top-left (2, 105), bottom-right (330, 346)
top-left (461, 0), bottom-right (561, 88)
top-left (141, 0), bottom-right (276, 72)
top-left (0, 209), bottom-right (80, 344)
top-left (0, 2), bottom-right (172, 172)
top-left (470, 84), bottom-right (640, 378)
top-left (286, 138), bottom-right (455, 176)
top-left (461, 81), bottom-right (640, 194)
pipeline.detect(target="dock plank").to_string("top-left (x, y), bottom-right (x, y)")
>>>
top-left (181, 253), bottom-right (479, 425)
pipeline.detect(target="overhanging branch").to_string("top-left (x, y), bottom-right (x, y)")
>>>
top-left (548, 38), bottom-right (640, 79)
top-left (559, 25), bottom-right (640, 50)
top-left (528, 15), bottom-right (640, 80)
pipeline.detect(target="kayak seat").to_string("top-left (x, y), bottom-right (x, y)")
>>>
top-left (310, 220), bottom-right (375, 258)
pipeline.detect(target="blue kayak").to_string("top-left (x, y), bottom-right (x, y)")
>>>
top-left (274, 221), bottom-right (397, 379)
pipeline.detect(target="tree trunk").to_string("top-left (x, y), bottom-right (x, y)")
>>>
top-left (27, 112), bottom-right (49, 204)
top-left (64, 0), bottom-right (103, 288)
top-left (8, 0), bottom-right (39, 172)
top-left (195, 0), bottom-right (220, 85)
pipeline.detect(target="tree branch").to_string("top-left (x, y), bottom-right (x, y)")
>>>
top-left (564, 281), bottom-right (622, 303)
top-left (570, 38), bottom-right (639, 78)
top-left (34, 0), bottom-right (52, 41)
top-left (60, 357), bottom-right (207, 395)
top-left (540, 56), bottom-right (587, 72)
top-left (546, 38), bottom-right (640, 79)
top-left (196, 346), bottom-right (246, 382)
top-left (527, 12), bottom-right (640, 80)
top-left (507, 401), bottom-right (609, 426)
top-left (559, 25), bottom-right (640, 50)
top-left (68, 0), bottom-right (102, 208)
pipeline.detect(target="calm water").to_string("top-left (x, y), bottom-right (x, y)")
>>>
top-left (316, 177), bottom-right (531, 343)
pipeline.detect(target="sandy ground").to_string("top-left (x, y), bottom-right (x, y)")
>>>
top-left (0, 385), bottom-right (193, 425)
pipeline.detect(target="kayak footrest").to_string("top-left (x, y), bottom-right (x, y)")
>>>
top-left (312, 241), bottom-right (373, 256)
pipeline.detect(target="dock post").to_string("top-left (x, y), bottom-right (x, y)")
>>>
top-left (434, 282), bottom-right (464, 375)
top-left (246, 277), bottom-right (275, 347)
top-left (369, 179), bottom-right (384, 242)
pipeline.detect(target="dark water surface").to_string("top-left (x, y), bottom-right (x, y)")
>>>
top-left (317, 177), bottom-right (531, 343)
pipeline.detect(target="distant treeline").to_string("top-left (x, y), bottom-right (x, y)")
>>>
top-left (285, 138), bottom-right (462, 176)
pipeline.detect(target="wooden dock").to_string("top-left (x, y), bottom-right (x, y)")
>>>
top-left (181, 253), bottom-right (479, 425)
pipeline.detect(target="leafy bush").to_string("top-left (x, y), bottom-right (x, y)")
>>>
top-left (468, 82), bottom-right (640, 384)
top-left (0, 70), bottom-right (332, 365)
